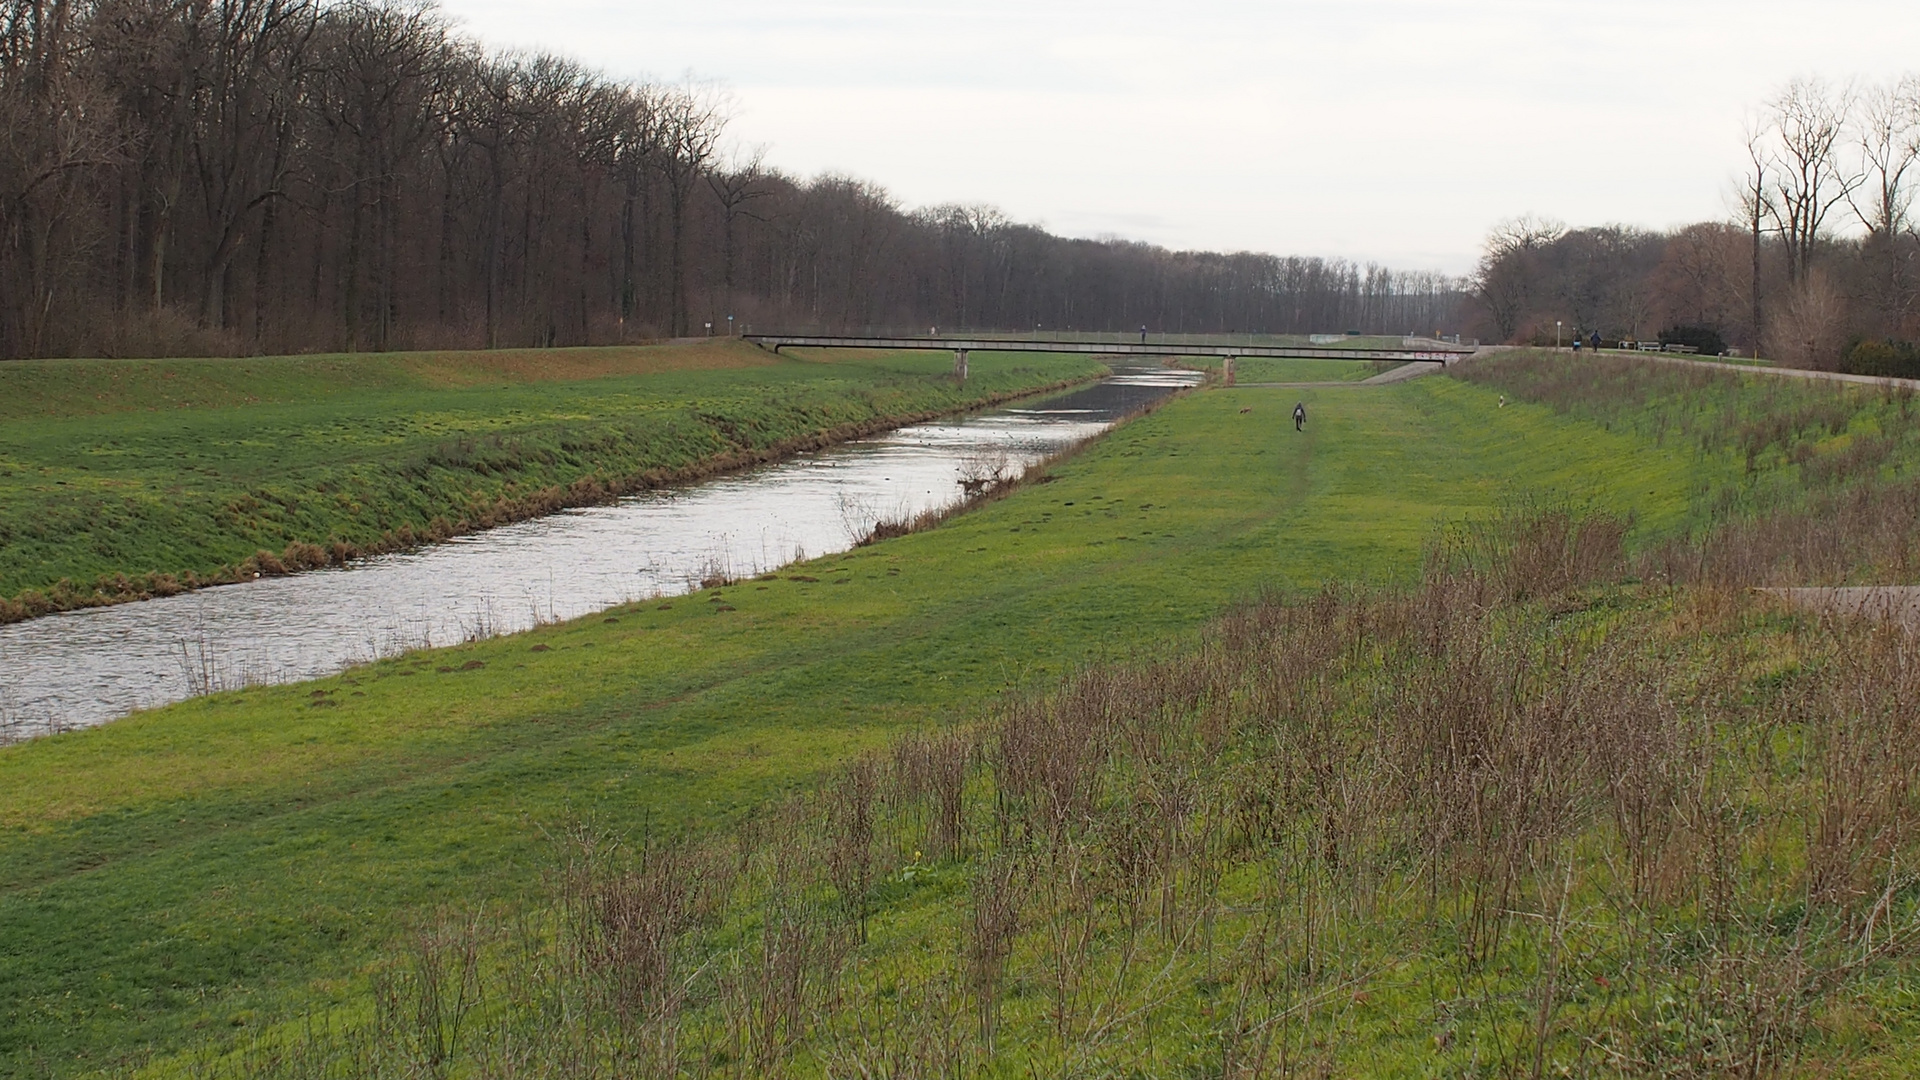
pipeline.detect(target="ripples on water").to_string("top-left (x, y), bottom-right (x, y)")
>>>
top-left (0, 368), bottom-right (1199, 736)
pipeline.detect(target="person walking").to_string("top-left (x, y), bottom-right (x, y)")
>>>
top-left (1293, 401), bottom-right (1306, 432)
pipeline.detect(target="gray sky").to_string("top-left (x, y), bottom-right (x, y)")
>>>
top-left (438, 0), bottom-right (1920, 273)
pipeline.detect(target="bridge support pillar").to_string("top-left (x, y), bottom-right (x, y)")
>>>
top-left (954, 348), bottom-right (969, 380)
top-left (1224, 356), bottom-right (1235, 386)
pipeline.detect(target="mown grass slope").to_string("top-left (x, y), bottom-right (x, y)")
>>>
top-left (0, 374), bottom-right (1709, 1074)
top-left (0, 342), bottom-right (1101, 620)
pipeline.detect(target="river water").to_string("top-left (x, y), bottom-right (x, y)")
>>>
top-left (0, 366), bottom-right (1199, 737)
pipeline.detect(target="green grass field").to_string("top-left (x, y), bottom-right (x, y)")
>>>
top-left (0, 342), bottom-right (1103, 621)
top-left (0, 372), bottom-right (1716, 1074)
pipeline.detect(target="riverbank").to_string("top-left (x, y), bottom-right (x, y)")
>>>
top-left (0, 374), bottom-right (1706, 1073)
top-left (0, 342), bottom-right (1107, 623)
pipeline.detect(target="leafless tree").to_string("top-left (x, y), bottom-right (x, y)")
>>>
top-left (1850, 76), bottom-right (1920, 239)
top-left (1848, 76), bottom-right (1920, 334)
top-left (1766, 77), bottom-right (1861, 284)
top-left (0, 0), bottom-right (1484, 359)
top-left (653, 80), bottom-right (722, 336)
top-left (1473, 214), bottom-right (1563, 342)
top-left (1736, 116), bottom-right (1779, 347)
top-left (706, 144), bottom-right (765, 328)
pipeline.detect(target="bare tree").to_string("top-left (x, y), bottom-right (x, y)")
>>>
top-left (1473, 214), bottom-right (1563, 342)
top-left (0, 0), bottom-right (123, 355)
top-left (706, 144), bottom-right (765, 329)
top-left (1652, 223), bottom-right (1750, 339)
top-left (1737, 116), bottom-right (1778, 349)
top-left (653, 81), bottom-right (722, 336)
top-left (309, 0), bottom-right (448, 349)
top-left (0, 1), bottom-right (1487, 358)
top-left (1766, 77), bottom-right (1861, 284)
top-left (1849, 75), bottom-right (1920, 334)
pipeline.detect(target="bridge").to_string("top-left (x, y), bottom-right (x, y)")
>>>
top-left (744, 334), bottom-right (1476, 380)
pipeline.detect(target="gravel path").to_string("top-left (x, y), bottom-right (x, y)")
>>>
top-left (1762, 586), bottom-right (1920, 629)
top-left (1545, 350), bottom-right (1920, 392)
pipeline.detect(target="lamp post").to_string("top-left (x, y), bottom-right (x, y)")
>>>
top-left (727, 314), bottom-right (734, 337)
top-left (1556, 321), bottom-right (1564, 350)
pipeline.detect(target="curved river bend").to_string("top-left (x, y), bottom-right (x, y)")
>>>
top-left (0, 367), bottom-right (1200, 737)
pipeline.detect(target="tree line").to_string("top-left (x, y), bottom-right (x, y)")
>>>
top-left (1468, 75), bottom-right (1920, 370)
top-left (0, 0), bottom-right (1467, 360)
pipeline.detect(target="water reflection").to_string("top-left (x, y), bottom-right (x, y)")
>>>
top-left (0, 367), bottom-right (1199, 735)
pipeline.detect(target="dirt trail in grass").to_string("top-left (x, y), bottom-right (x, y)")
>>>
top-left (1764, 586), bottom-right (1920, 628)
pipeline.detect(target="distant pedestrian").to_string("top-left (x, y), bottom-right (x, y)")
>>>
top-left (1140, 325), bottom-right (1147, 344)
top-left (1293, 401), bottom-right (1306, 432)
top-left (1572, 335), bottom-right (1583, 354)
top-left (1590, 331), bottom-right (1601, 351)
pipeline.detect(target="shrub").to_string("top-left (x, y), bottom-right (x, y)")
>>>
top-left (1841, 338), bottom-right (1920, 379)
top-left (1657, 325), bottom-right (1726, 356)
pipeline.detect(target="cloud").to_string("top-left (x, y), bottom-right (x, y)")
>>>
top-left (438, 0), bottom-right (1920, 271)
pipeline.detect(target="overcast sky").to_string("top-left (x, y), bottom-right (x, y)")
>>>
top-left (437, 0), bottom-right (1919, 273)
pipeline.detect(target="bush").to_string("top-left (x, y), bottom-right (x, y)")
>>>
top-left (1842, 338), bottom-right (1920, 379)
top-left (1658, 325), bottom-right (1726, 356)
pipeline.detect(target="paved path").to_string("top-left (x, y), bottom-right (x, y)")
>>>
top-left (1557, 350), bottom-right (1920, 392)
top-left (1762, 587), bottom-right (1920, 629)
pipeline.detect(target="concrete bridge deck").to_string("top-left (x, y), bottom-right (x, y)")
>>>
top-left (745, 334), bottom-right (1472, 378)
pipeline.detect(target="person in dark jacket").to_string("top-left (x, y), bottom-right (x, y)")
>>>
top-left (1293, 401), bottom-right (1306, 432)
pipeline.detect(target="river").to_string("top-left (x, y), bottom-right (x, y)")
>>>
top-left (0, 366), bottom-right (1200, 738)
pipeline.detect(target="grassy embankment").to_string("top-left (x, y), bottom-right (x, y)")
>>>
top-left (0, 372), bottom-right (1710, 1074)
top-left (0, 341), bottom-right (1105, 622)
top-left (133, 353), bottom-right (1920, 1078)
top-left (1458, 349), bottom-right (1920, 585)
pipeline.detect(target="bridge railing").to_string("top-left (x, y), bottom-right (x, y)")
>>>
top-left (743, 327), bottom-right (1475, 351)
